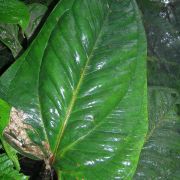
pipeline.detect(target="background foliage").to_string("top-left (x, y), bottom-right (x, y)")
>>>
top-left (135, 0), bottom-right (180, 179)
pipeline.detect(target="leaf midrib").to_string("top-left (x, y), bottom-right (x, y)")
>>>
top-left (55, 0), bottom-right (144, 160)
top-left (51, 6), bottom-right (111, 164)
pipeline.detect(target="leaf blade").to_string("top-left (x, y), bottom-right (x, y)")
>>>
top-left (0, 0), bottom-right (147, 178)
top-left (134, 87), bottom-right (180, 179)
top-left (1, 139), bottom-right (20, 171)
top-left (0, 153), bottom-right (28, 180)
top-left (25, 3), bottom-right (47, 39)
top-left (0, 0), bottom-right (76, 153)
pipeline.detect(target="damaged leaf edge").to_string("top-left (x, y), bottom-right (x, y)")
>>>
top-left (3, 107), bottom-right (53, 170)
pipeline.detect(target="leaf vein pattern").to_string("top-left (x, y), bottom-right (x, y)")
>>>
top-left (37, 10), bottom-right (70, 154)
top-left (52, 6), bottom-right (111, 163)
top-left (60, 12), bottom-right (143, 158)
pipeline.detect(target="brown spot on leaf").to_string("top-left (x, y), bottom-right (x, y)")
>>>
top-left (4, 107), bottom-right (52, 169)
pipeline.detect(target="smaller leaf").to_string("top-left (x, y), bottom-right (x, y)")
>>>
top-left (0, 0), bottom-right (30, 31)
top-left (0, 153), bottom-right (28, 180)
top-left (0, 24), bottom-right (22, 57)
top-left (25, 3), bottom-right (47, 39)
top-left (137, 0), bottom-right (180, 91)
top-left (134, 87), bottom-right (180, 179)
top-left (1, 139), bottom-right (20, 171)
top-left (0, 98), bottom-right (10, 138)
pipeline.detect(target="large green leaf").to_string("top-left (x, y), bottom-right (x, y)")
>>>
top-left (0, 0), bottom-right (30, 31)
top-left (134, 87), bottom-right (180, 179)
top-left (0, 0), bottom-right (147, 178)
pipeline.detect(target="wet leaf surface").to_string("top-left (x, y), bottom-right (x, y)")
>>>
top-left (0, 0), bottom-right (147, 178)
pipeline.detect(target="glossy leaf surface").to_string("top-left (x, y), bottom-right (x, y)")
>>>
top-left (134, 87), bottom-right (180, 179)
top-left (0, 153), bottom-right (28, 180)
top-left (1, 139), bottom-right (20, 171)
top-left (0, 0), bottom-right (147, 178)
top-left (0, 0), bottom-right (30, 30)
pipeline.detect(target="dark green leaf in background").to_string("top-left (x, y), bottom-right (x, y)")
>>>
top-left (0, 0), bottom-right (147, 178)
top-left (0, 0), bottom-right (30, 31)
top-left (0, 2), bottom-right (47, 58)
top-left (25, 3), bottom-right (47, 39)
top-left (135, 0), bottom-right (180, 179)
top-left (24, 0), bottom-right (53, 6)
top-left (0, 24), bottom-right (22, 57)
top-left (134, 87), bottom-right (180, 179)
top-left (137, 0), bottom-right (180, 91)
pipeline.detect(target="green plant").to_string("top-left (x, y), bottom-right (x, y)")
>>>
top-left (0, 0), bottom-right (30, 30)
top-left (0, 0), bottom-right (147, 178)
top-left (0, 0), bottom-right (47, 58)
top-left (0, 0), bottom-right (179, 179)
top-left (134, 87), bottom-right (180, 179)
top-left (134, 0), bottom-right (180, 179)
top-left (0, 152), bottom-right (27, 180)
